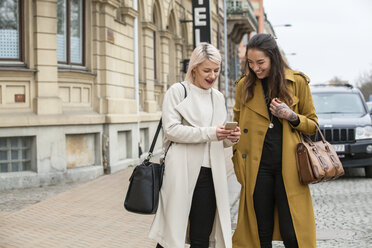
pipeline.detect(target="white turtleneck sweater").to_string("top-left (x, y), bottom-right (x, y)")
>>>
top-left (189, 83), bottom-right (213, 168)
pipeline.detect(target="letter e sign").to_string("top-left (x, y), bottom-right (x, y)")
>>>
top-left (192, 0), bottom-right (211, 47)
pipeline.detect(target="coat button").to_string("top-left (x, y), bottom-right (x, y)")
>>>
top-left (242, 154), bottom-right (247, 158)
top-left (243, 129), bottom-right (248, 133)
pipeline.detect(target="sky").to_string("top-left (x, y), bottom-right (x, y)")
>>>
top-left (263, 0), bottom-right (372, 86)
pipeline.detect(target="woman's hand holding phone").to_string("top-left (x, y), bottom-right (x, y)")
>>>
top-left (216, 126), bottom-right (231, 140)
top-left (224, 121), bottom-right (238, 130)
top-left (216, 122), bottom-right (241, 142)
top-left (227, 126), bottom-right (241, 142)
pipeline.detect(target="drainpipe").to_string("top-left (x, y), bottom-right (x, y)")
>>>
top-left (223, 0), bottom-right (229, 110)
top-left (133, 0), bottom-right (141, 157)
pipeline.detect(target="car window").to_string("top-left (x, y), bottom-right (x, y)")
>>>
top-left (312, 93), bottom-right (366, 114)
top-left (367, 102), bottom-right (372, 112)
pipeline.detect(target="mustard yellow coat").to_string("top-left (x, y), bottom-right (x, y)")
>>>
top-left (232, 69), bottom-right (318, 248)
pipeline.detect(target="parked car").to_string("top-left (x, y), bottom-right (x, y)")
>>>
top-left (310, 84), bottom-right (372, 178)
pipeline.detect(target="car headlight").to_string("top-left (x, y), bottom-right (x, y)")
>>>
top-left (356, 126), bottom-right (372, 140)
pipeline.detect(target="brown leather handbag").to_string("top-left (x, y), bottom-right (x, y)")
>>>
top-left (296, 124), bottom-right (344, 184)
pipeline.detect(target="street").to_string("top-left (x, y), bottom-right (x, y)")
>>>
top-left (229, 168), bottom-right (372, 248)
top-left (310, 169), bottom-right (372, 247)
top-left (1, 168), bottom-right (371, 247)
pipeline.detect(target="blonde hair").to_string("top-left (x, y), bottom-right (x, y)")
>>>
top-left (185, 43), bottom-right (221, 83)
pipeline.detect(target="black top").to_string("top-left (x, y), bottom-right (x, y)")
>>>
top-left (259, 78), bottom-right (283, 171)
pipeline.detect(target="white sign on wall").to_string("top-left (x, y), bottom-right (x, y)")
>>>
top-left (192, 0), bottom-right (211, 47)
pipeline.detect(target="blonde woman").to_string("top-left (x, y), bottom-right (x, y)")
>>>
top-left (149, 43), bottom-right (241, 248)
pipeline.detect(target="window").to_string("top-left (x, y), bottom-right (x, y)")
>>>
top-left (236, 1), bottom-right (242, 9)
top-left (242, 34), bottom-right (248, 46)
top-left (57, 0), bottom-right (84, 65)
top-left (0, 137), bottom-right (32, 173)
top-left (312, 93), bottom-right (366, 114)
top-left (0, 0), bottom-right (22, 60)
top-left (153, 30), bottom-right (157, 80)
top-left (153, 12), bottom-right (157, 81)
top-left (231, 56), bottom-right (241, 80)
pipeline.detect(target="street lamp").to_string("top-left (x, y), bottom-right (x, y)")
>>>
top-left (273, 24), bottom-right (292, 27)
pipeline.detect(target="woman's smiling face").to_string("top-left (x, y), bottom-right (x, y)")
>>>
top-left (247, 49), bottom-right (271, 79)
top-left (192, 59), bottom-right (220, 90)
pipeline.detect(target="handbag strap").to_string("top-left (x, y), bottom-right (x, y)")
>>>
top-left (148, 119), bottom-right (163, 155)
top-left (299, 121), bottom-right (326, 145)
top-left (145, 82), bottom-right (187, 161)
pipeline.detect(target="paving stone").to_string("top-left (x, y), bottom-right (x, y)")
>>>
top-left (230, 170), bottom-right (372, 247)
top-left (1, 152), bottom-right (371, 247)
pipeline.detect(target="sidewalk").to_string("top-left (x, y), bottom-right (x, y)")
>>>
top-left (0, 148), bottom-right (240, 248)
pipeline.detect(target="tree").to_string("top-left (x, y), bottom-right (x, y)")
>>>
top-left (0, 0), bottom-right (18, 30)
top-left (329, 76), bottom-right (348, 86)
top-left (357, 69), bottom-right (372, 101)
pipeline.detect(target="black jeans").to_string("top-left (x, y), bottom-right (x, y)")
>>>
top-left (156, 167), bottom-right (216, 248)
top-left (253, 167), bottom-right (298, 248)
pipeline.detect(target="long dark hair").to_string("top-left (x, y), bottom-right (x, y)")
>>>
top-left (242, 34), bottom-right (292, 105)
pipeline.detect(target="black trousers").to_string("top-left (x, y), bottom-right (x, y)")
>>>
top-left (253, 167), bottom-right (298, 248)
top-left (157, 167), bottom-right (216, 248)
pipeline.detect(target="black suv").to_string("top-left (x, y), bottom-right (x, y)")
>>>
top-left (310, 84), bottom-right (372, 178)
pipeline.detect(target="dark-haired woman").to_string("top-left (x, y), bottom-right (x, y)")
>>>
top-left (232, 33), bottom-right (318, 248)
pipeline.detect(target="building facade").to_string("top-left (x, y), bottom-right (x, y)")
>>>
top-left (0, 0), bottom-right (276, 189)
top-left (0, 0), bottom-right (233, 189)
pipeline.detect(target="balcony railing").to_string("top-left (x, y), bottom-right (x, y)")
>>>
top-left (227, 0), bottom-right (257, 26)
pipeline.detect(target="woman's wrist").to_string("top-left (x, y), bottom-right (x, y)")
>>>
top-left (289, 114), bottom-right (300, 127)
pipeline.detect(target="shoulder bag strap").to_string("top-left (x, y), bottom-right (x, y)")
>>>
top-left (163, 82), bottom-right (187, 158)
top-left (145, 119), bottom-right (163, 162)
top-left (145, 82), bottom-right (187, 161)
top-left (179, 82), bottom-right (187, 98)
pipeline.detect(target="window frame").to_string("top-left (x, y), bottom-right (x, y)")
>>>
top-left (0, 0), bottom-right (24, 62)
top-left (0, 136), bottom-right (32, 173)
top-left (57, 0), bottom-right (85, 66)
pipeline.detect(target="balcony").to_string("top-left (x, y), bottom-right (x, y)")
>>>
top-left (227, 0), bottom-right (257, 43)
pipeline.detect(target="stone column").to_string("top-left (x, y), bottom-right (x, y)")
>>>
top-left (174, 36), bottom-right (184, 82)
top-left (159, 30), bottom-right (172, 86)
top-left (141, 22), bottom-right (157, 113)
top-left (34, 0), bottom-right (62, 115)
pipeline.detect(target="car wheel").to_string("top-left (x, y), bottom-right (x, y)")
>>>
top-left (365, 166), bottom-right (372, 178)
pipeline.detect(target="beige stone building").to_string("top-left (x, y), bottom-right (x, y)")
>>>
top-left (0, 0), bottom-right (271, 189)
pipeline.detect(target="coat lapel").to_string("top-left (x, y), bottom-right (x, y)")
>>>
top-left (175, 84), bottom-right (226, 127)
top-left (211, 89), bottom-right (227, 126)
top-left (285, 73), bottom-right (299, 109)
top-left (246, 73), bottom-right (299, 116)
top-left (245, 80), bottom-right (269, 120)
top-left (175, 93), bottom-right (201, 127)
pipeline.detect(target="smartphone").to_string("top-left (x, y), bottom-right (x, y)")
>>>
top-left (224, 121), bottom-right (238, 130)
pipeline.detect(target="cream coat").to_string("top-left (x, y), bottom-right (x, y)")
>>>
top-left (149, 81), bottom-right (233, 248)
top-left (232, 70), bottom-right (318, 248)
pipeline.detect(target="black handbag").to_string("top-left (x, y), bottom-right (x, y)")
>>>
top-left (124, 82), bottom-right (186, 214)
top-left (124, 120), bottom-right (165, 214)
